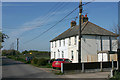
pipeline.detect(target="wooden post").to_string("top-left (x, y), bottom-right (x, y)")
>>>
top-left (117, 60), bottom-right (119, 70)
top-left (82, 63), bottom-right (84, 72)
top-left (112, 60), bottom-right (114, 70)
top-left (61, 63), bottom-right (63, 73)
top-left (100, 62), bottom-right (103, 71)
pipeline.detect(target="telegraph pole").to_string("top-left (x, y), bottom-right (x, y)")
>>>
top-left (17, 38), bottom-right (19, 51)
top-left (78, 0), bottom-right (82, 63)
top-left (117, 1), bottom-right (120, 70)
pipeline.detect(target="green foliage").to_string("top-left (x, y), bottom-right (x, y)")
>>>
top-left (2, 50), bottom-right (20, 56)
top-left (7, 56), bottom-right (26, 63)
top-left (37, 58), bottom-right (49, 66)
top-left (0, 32), bottom-right (9, 42)
top-left (22, 50), bottom-right (29, 55)
top-left (55, 71), bottom-right (64, 75)
top-left (50, 58), bottom-right (56, 63)
top-left (6, 49), bottom-right (52, 68)
top-left (110, 71), bottom-right (120, 80)
top-left (31, 58), bottom-right (38, 64)
top-left (21, 50), bottom-right (50, 59)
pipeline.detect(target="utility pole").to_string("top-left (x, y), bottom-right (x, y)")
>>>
top-left (78, 0), bottom-right (83, 63)
top-left (117, 1), bottom-right (120, 70)
top-left (17, 38), bottom-right (19, 51)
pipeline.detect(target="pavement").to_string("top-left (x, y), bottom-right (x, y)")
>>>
top-left (59, 72), bottom-right (110, 78)
top-left (2, 56), bottom-right (110, 80)
top-left (40, 68), bottom-right (111, 78)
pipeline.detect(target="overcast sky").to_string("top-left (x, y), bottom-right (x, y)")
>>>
top-left (2, 2), bottom-right (118, 52)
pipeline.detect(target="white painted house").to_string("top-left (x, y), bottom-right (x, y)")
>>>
top-left (50, 15), bottom-right (118, 63)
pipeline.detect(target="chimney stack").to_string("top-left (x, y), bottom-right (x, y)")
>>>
top-left (71, 21), bottom-right (76, 27)
top-left (81, 15), bottom-right (84, 24)
top-left (81, 14), bottom-right (89, 24)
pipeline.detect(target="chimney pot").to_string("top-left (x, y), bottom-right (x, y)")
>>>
top-left (71, 21), bottom-right (76, 27)
top-left (82, 15), bottom-right (84, 17)
top-left (85, 14), bottom-right (87, 17)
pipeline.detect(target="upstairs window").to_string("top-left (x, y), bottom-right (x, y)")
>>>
top-left (63, 39), bottom-right (65, 46)
top-left (62, 51), bottom-right (64, 58)
top-left (59, 40), bottom-right (61, 47)
top-left (54, 52), bottom-right (56, 58)
top-left (55, 41), bottom-right (57, 47)
top-left (52, 42), bottom-right (53, 48)
top-left (74, 36), bottom-right (77, 45)
top-left (69, 37), bottom-right (71, 46)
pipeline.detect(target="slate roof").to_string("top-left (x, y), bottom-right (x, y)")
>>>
top-left (50, 21), bottom-right (118, 42)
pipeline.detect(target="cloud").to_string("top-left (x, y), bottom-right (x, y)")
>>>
top-left (8, 9), bottom-right (70, 39)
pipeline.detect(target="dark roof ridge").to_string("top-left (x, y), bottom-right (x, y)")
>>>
top-left (50, 21), bottom-right (118, 42)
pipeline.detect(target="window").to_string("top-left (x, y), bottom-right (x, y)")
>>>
top-left (65, 59), bottom-right (71, 62)
top-left (59, 40), bottom-right (61, 47)
top-left (58, 50), bottom-right (60, 58)
top-left (83, 38), bottom-right (86, 42)
top-left (52, 42), bottom-right (53, 48)
top-left (54, 52), bottom-right (56, 58)
top-left (69, 37), bottom-right (71, 46)
top-left (63, 39), bottom-right (65, 46)
top-left (56, 59), bottom-right (64, 61)
top-left (71, 51), bottom-right (74, 60)
top-left (62, 51), bottom-right (64, 58)
top-left (55, 41), bottom-right (56, 47)
top-left (74, 36), bottom-right (77, 45)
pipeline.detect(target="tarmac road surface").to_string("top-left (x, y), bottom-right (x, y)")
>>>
top-left (2, 56), bottom-right (109, 80)
top-left (2, 56), bottom-right (58, 78)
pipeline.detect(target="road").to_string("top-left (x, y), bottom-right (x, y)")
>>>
top-left (2, 56), bottom-right (58, 78)
top-left (2, 56), bottom-right (109, 80)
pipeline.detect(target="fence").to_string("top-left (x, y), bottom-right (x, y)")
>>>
top-left (61, 61), bottom-right (118, 73)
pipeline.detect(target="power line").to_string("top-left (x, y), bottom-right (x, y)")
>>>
top-left (23, 6), bottom-right (79, 44)
top-left (3, 17), bottom-right (77, 30)
top-left (2, 3), bottom-right (63, 30)
top-left (23, 1), bottom-right (95, 44)
top-left (19, 3), bottom-right (68, 38)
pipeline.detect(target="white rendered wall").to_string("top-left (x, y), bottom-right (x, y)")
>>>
top-left (50, 35), bottom-right (118, 62)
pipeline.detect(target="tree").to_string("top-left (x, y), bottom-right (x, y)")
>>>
top-left (0, 32), bottom-right (9, 42)
top-left (22, 50), bottom-right (29, 55)
top-left (2, 49), bottom-right (20, 56)
top-left (112, 24), bottom-right (120, 48)
top-left (0, 32), bottom-right (9, 49)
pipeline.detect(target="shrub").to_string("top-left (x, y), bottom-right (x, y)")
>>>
top-left (37, 58), bottom-right (49, 66)
top-left (113, 71), bottom-right (120, 79)
top-left (31, 58), bottom-right (38, 64)
top-left (2, 50), bottom-right (20, 56)
top-left (49, 58), bottom-right (56, 63)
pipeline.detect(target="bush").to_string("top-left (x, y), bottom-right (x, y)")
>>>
top-left (113, 71), bottom-right (120, 79)
top-left (31, 58), bottom-right (38, 64)
top-left (37, 58), bottom-right (49, 66)
top-left (2, 50), bottom-right (20, 56)
top-left (49, 58), bottom-right (56, 63)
